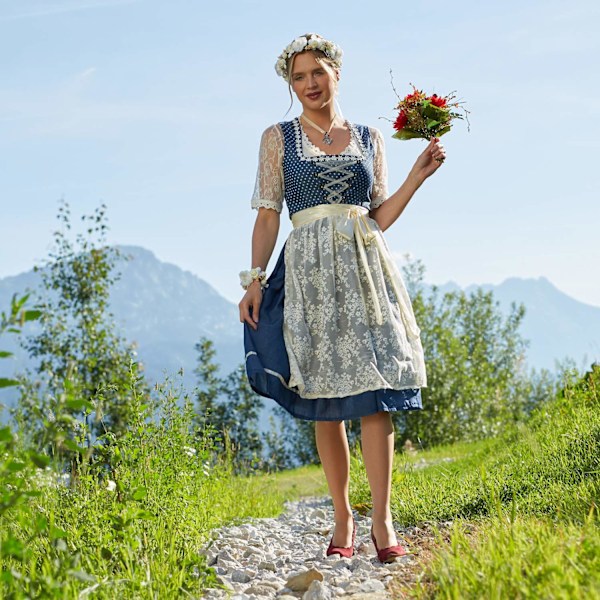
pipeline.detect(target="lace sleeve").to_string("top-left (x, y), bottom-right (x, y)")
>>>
top-left (251, 124), bottom-right (284, 213)
top-left (369, 127), bottom-right (389, 210)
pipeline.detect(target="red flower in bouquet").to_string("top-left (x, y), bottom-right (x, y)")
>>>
top-left (429, 94), bottom-right (447, 108)
top-left (387, 80), bottom-right (469, 141)
top-left (393, 110), bottom-right (408, 131)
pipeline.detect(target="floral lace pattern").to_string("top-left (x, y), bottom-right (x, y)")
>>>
top-left (250, 122), bottom-right (389, 212)
top-left (370, 127), bottom-right (389, 209)
top-left (283, 213), bottom-right (426, 399)
top-left (251, 124), bottom-right (284, 213)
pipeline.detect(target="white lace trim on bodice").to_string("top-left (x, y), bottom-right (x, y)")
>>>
top-left (250, 121), bottom-right (390, 213)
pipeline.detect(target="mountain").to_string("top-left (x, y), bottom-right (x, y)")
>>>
top-left (436, 277), bottom-right (600, 371)
top-left (0, 246), bottom-right (243, 413)
top-left (1, 246), bottom-right (599, 418)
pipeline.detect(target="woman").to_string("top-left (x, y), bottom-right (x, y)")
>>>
top-left (239, 33), bottom-right (445, 563)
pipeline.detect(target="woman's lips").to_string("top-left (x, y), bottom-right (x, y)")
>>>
top-left (306, 92), bottom-right (322, 100)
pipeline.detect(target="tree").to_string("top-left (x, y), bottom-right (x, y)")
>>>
top-left (18, 201), bottom-right (145, 448)
top-left (395, 257), bottom-right (533, 446)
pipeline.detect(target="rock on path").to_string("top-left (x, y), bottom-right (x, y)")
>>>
top-left (199, 496), bottom-right (419, 599)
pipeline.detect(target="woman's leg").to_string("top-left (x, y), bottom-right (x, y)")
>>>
top-left (315, 420), bottom-right (354, 546)
top-left (360, 411), bottom-right (398, 548)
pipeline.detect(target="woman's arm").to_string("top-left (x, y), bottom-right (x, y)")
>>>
top-left (370, 137), bottom-right (446, 232)
top-left (239, 207), bottom-right (280, 330)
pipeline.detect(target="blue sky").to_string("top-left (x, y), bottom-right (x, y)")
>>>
top-left (1, 0), bottom-right (599, 307)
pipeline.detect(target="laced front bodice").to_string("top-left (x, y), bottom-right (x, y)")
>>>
top-left (251, 117), bottom-right (389, 217)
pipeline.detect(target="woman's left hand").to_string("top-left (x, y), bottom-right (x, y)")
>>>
top-left (411, 137), bottom-right (446, 181)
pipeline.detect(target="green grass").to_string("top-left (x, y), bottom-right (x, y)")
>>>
top-left (350, 367), bottom-right (600, 598)
top-left (0, 381), bottom-right (326, 599)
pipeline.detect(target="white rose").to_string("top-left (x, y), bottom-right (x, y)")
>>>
top-left (291, 36), bottom-right (308, 53)
top-left (239, 270), bottom-right (253, 287)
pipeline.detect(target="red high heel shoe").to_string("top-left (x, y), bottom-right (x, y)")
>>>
top-left (371, 526), bottom-right (408, 563)
top-left (326, 520), bottom-right (356, 558)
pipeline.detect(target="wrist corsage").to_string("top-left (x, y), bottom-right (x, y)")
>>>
top-left (239, 267), bottom-right (268, 291)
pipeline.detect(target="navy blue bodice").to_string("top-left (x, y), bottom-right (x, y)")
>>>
top-left (280, 118), bottom-right (376, 217)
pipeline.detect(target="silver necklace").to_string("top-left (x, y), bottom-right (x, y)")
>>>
top-left (301, 113), bottom-right (337, 145)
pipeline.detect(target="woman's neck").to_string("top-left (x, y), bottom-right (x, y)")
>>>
top-left (301, 106), bottom-right (337, 129)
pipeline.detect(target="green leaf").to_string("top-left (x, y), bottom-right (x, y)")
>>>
top-left (66, 398), bottom-right (94, 412)
top-left (427, 119), bottom-right (441, 128)
top-left (0, 426), bottom-right (13, 443)
top-left (422, 104), bottom-right (448, 119)
top-left (131, 486), bottom-right (147, 501)
top-left (29, 451), bottom-right (51, 469)
top-left (392, 129), bottom-right (426, 141)
top-left (0, 351), bottom-right (13, 358)
top-left (0, 378), bottom-right (19, 389)
top-left (436, 125), bottom-right (452, 137)
top-left (35, 515), bottom-right (48, 532)
top-left (50, 525), bottom-right (68, 540)
top-left (23, 309), bottom-right (42, 322)
top-left (1, 537), bottom-right (24, 560)
top-left (62, 439), bottom-right (87, 453)
top-left (6, 460), bottom-right (27, 472)
top-left (134, 509), bottom-right (155, 520)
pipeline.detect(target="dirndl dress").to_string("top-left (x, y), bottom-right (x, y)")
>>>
top-left (244, 117), bottom-right (427, 421)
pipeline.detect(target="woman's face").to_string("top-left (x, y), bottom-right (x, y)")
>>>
top-left (290, 51), bottom-right (338, 112)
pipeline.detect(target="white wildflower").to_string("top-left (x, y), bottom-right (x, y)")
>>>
top-left (106, 479), bottom-right (116, 492)
top-left (183, 446), bottom-right (197, 458)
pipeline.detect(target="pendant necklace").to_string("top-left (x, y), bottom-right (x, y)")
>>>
top-left (301, 113), bottom-right (337, 145)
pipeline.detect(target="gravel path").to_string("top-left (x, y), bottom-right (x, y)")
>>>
top-left (199, 496), bottom-right (430, 600)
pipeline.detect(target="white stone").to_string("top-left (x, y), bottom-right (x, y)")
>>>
top-left (302, 580), bottom-right (331, 600)
top-left (358, 580), bottom-right (386, 593)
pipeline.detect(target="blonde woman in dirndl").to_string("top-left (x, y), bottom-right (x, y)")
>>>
top-left (239, 33), bottom-right (446, 562)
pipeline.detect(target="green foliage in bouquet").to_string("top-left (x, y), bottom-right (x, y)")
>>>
top-left (390, 80), bottom-right (469, 141)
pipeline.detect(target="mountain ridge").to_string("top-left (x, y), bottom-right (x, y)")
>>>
top-left (1, 246), bottom-right (598, 412)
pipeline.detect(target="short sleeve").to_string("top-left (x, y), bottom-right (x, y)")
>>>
top-left (369, 127), bottom-right (389, 210)
top-left (251, 124), bottom-right (284, 213)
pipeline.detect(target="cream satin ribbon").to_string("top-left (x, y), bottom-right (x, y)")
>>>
top-left (291, 204), bottom-right (421, 339)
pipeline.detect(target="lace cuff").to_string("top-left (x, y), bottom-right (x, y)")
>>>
top-left (370, 127), bottom-right (389, 210)
top-left (251, 198), bottom-right (283, 212)
top-left (251, 124), bottom-right (284, 213)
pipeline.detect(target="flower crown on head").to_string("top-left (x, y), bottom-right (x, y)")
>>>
top-left (275, 33), bottom-right (343, 81)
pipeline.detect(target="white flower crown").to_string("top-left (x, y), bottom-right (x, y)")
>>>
top-left (275, 33), bottom-right (343, 81)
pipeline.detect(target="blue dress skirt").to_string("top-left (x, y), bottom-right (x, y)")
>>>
top-left (244, 243), bottom-right (423, 421)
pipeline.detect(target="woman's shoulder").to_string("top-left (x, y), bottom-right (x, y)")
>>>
top-left (259, 123), bottom-right (285, 144)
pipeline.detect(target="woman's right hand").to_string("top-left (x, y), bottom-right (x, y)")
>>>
top-left (239, 281), bottom-right (263, 330)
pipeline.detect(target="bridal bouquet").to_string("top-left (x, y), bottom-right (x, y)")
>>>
top-left (391, 82), bottom-right (469, 140)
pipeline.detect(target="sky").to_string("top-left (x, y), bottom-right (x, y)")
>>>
top-left (1, 0), bottom-right (599, 308)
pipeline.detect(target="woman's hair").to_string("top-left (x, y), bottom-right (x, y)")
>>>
top-left (284, 48), bottom-right (340, 115)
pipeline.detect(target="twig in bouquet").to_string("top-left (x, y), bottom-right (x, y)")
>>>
top-left (389, 69), bottom-right (401, 102)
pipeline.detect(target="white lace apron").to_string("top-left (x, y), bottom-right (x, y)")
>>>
top-left (283, 204), bottom-right (427, 399)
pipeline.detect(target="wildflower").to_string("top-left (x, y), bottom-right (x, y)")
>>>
top-left (183, 446), bottom-right (197, 458)
top-left (106, 479), bottom-right (116, 492)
